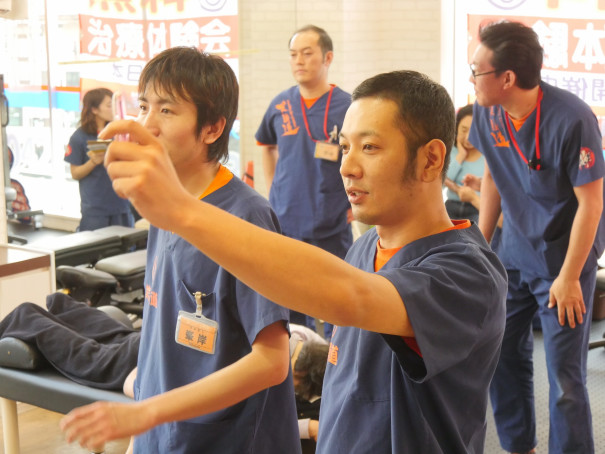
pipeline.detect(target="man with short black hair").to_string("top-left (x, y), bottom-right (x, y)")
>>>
top-left (91, 69), bottom-right (508, 453)
top-left (256, 25), bottom-right (352, 335)
top-left (60, 47), bottom-right (301, 454)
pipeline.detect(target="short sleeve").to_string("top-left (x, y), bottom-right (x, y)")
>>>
top-left (255, 100), bottom-right (278, 146)
top-left (562, 115), bottom-right (605, 188)
top-left (378, 241), bottom-right (503, 381)
top-left (65, 130), bottom-right (87, 166)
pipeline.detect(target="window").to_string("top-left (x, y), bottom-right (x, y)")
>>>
top-left (0, 0), bottom-right (239, 219)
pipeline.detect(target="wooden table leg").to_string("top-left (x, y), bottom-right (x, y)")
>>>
top-left (1, 397), bottom-right (20, 454)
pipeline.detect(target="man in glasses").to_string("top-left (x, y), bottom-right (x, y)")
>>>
top-left (469, 20), bottom-right (605, 454)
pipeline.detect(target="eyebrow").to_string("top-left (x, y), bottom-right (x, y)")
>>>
top-left (138, 94), bottom-right (177, 105)
top-left (290, 46), bottom-right (313, 52)
top-left (339, 130), bottom-right (380, 140)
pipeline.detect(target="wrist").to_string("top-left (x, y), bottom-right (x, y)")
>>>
top-left (309, 419), bottom-right (319, 441)
top-left (557, 267), bottom-right (580, 282)
top-left (136, 400), bottom-right (160, 429)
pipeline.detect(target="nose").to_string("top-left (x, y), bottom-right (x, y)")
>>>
top-left (137, 111), bottom-right (160, 137)
top-left (469, 74), bottom-right (476, 85)
top-left (340, 148), bottom-right (361, 180)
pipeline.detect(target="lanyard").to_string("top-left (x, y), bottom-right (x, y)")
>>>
top-left (504, 87), bottom-right (543, 170)
top-left (300, 85), bottom-right (334, 143)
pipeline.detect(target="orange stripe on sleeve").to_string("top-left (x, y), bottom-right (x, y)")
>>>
top-left (373, 219), bottom-right (472, 358)
top-left (373, 241), bottom-right (422, 356)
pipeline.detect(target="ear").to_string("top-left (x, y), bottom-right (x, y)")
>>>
top-left (323, 50), bottom-right (334, 66)
top-left (502, 70), bottom-right (516, 90)
top-left (418, 139), bottom-right (446, 183)
top-left (200, 117), bottom-right (227, 145)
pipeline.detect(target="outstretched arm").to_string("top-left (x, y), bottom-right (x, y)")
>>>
top-left (61, 321), bottom-right (290, 449)
top-left (100, 120), bottom-right (412, 337)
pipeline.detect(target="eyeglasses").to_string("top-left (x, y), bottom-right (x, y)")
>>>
top-left (469, 64), bottom-right (498, 79)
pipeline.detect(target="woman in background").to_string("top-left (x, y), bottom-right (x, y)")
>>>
top-left (444, 104), bottom-right (485, 224)
top-left (64, 88), bottom-right (134, 231)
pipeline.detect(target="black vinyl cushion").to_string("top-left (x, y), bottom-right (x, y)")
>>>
top-left (0, 337), bottom-right (42, 370)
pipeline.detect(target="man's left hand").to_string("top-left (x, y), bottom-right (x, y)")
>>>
top-left (548, 277), bottom-right (586, 328)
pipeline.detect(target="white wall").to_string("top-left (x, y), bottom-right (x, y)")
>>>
top-left (238, 0), bottom-right (443, 196)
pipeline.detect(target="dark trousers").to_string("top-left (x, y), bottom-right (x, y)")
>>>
top-left (490, 268), bottom-right (596, 453)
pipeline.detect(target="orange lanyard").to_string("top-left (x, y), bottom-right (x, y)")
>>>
top-left (504, 87), bottom-right (543, 170)
top-left (300, 86), bottom-right (334, 143)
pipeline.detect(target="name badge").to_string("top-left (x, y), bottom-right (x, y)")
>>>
top-left (175, 292), bottom-right (218, 354)
top-left (314, 142), bottom-right (340, 162)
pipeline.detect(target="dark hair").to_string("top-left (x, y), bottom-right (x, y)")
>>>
top-left (352, 70), bottom-right (455, 180)
top-left (80, 87), bottom-right (113, 135)
top-left (294, 341), bottom-right (329, 401)
top-left (138, 47), bottom-right (239, 163)
top-left (454, 104), bottom-right (474, 145)
top-left (289, 25), bottom-right (333, 56)
top-left (479, 21), bottom-right (543, 89)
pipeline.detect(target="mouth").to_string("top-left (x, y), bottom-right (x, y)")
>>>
top-left (346, 188), bottom-right (367, 204)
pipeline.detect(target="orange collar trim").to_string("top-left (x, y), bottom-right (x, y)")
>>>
top-left (199, 164), bottom-right (233, 200)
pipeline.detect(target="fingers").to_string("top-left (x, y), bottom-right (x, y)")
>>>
top-left (549, 279), bottom-right (587, 328)
top-left (98, 120), bottom-right (153, 146)
top-left (104, 142), bottom-right (165, 200)
top-left (60, 403), bottom-right (118, 449)
top-left (458, 187), bottom-right (471, 202)
top-left (575, 296), bottom-right (586, 325)
top-left (573, 304), bottom-right (583, 326)
top-left (61, 407), bottom-right (102, 448)
top-left (551, 299), bottom-right (585, 328)
top-left (102, 132), bottom-right (154, 169)
top-left (562, 304), bottom-right (575, 328)
top-left (461, 174), bottom-right (481, 191)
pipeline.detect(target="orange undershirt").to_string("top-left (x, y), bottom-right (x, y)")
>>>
top-left (509, 108), bottom-right (535, 131)
top-left (303, 97), bottom-right (319, 109)
top-left (198, 164), bottom-right (233, 200)
top-left (374, 220), bottom-right (472, 356)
